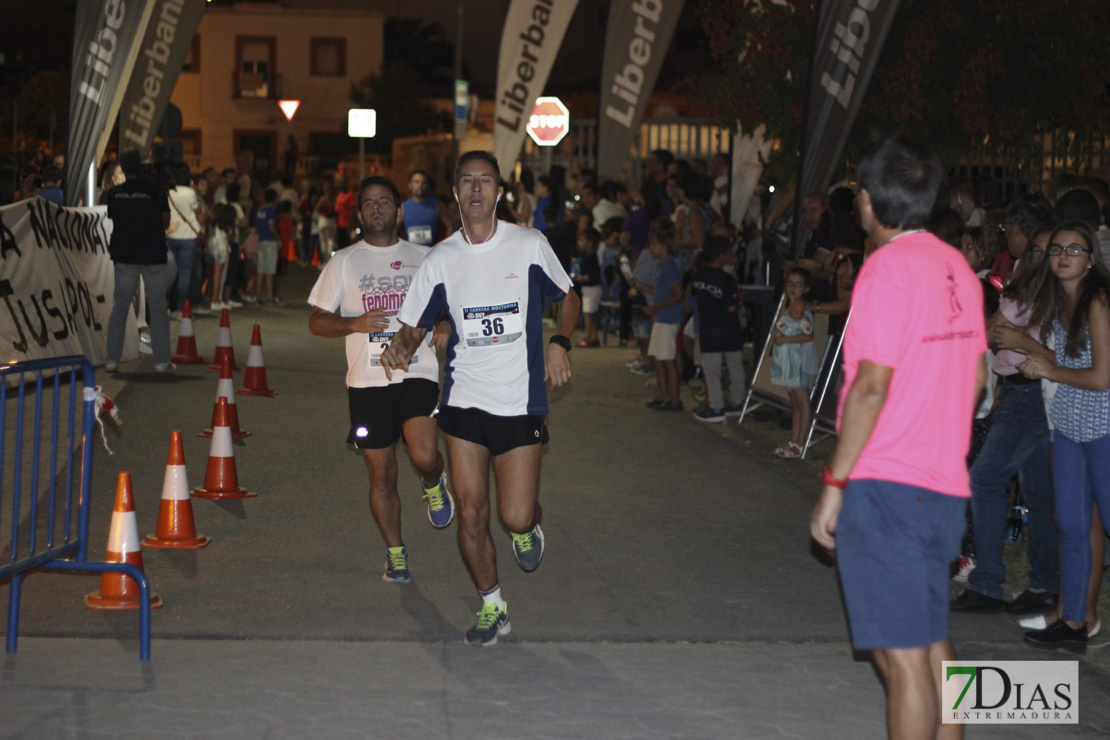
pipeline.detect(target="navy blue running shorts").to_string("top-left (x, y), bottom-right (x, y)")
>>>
top-left (347, 379), bottom-right (438, 449)
top-left (437, 405), bottom-right (548, 456)
top-left (836, 478), bottom-right (966, 650)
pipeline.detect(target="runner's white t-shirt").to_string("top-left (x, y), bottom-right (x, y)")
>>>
top-left (308, 239), bottom-right (439, 388)
top-left (399, 221), bottom-right (572, 416)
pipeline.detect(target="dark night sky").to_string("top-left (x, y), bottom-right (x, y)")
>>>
top-left (0, 0), bottom-right (707, 94)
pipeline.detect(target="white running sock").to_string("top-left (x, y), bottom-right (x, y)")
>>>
top-left (479, 585), bottom-right (505, 610)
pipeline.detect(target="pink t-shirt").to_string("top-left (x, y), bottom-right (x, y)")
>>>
top-left (991, 296), bottom-right (1040, 375)
top-left (838, 231), bottom-right (987, 498)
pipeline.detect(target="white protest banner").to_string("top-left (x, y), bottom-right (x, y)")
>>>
top-left (0, 199), bottom-right (135, 365)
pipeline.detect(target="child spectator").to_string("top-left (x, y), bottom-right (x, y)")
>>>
top-left (207, 203), bottom-right (236, 309)
top-left (691, 235), bottom-right (746, 422)
top-left (644, 217), bottom-right (684, 410)
top-left (255, 188), bottom-right (280, 304)
top-left (628, 237), bottom-right (660, 375)
top-left (599, 217), bottom-right (627, 343)
top-left (771, 267), bottom-right (818, 457)
top-left (574, 227), bottom-right (602, 347)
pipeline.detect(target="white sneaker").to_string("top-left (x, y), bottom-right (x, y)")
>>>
top-left (138, 330), bottom-right (153, 355)
top-left (104, 360), bottom-right (119, 373)
top-left (226, 299), bottom-right (243, 308)
top-left (153, 362), bottom-right (177, 374)
top-left (1019, 614), bottom-right (1102, 638)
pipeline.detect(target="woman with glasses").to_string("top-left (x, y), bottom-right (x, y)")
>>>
top-left (1017, 221), bottom-right (1110, 648)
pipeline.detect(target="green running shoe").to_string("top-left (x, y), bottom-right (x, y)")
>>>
top-left (465, 602), bottom-right (511, 646)
top-left (422, 475), bottom-right (455, 528)
top-left (383, 545), bottom-right (410, 583)
top-left (511, 523), bottom-right (545, 572)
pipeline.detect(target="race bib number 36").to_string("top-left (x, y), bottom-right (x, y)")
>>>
top-left (462, 302), bottom-right (523, 347)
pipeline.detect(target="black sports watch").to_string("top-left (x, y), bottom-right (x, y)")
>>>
top-left (548, 334), bottom-right (572, 352)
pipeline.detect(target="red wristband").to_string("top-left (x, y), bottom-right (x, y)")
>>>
top-left (821, 466), bottom-right (849, 489)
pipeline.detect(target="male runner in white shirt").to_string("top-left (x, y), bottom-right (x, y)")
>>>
top-left (382, 151), bottom-right (580, 645)
top-left (308, 176), bottom-right (453, 584)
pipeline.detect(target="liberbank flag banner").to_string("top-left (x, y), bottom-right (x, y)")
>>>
top-left (118, 0), bottom-right (207, 153)
top-left (64, 0), bottom-right (157, 206)
top-left (0, 200), bottom-right (129, 365)
top-left (792, 0), bottom-right (901, 252)
top-left (493, 0), bottom-right (580, 172)
top-left (596, 0), bottom-right (685, 180)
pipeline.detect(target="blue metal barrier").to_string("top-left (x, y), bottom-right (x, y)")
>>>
top-left (1, 355), bottom-right (151, 660)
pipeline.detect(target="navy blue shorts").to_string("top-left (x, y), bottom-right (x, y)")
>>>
top-left (836, 479), bottom-right (966, 650)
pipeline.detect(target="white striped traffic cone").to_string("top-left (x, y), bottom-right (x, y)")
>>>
top-left (171, 299), bottom-right (207, 364)
top-left (200, 352), bottom-right (251, 439)
top-left (207, 308), bottom-right (240, 372)
top-left (193, 397), bottom-right (256, 500)
top-left (143, 431), bottom-right (210, 549)
top-left (86, 472), bottom-right (164, 609)
top-left (236, 324), bottom-right (278, 397)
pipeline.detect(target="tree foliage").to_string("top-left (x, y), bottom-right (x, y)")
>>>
top-left (349, 61), bottom-right (449, 153)
top-left (692, 0), bottom-right (1110, 182)
top-left (383, 18), bottom-right (458, 92)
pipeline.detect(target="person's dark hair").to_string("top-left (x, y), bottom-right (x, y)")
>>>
top-left (1054, 188), bottom-right (1100, 230)
top-left (42, 165), bottom-right (62, 184)
top-left (263, 187), bottom-right (277, 203)
top-left (649, 215), bottom-right (677, 254)
top-left (599, 180), bottom-right (625, 202)
top-left (1007, 193), bottom-right (1055, 240)
top-left (278, 200), bottom-right (292, 214)
top-left (672, 159), bottom-right (692, 178)
top-left (520, 169), bottom-right (534, 194)
top-left (578, 227), bottom-right (600, 249)
top-left (701, 234), bottom-right (731, 264)
top-left (601, 216), bottom-right (625, 241)
top-left (358, 175), bottom-right (401, 206)
top-left (650, 149), bottom-right (675, 170)
top-left (979, 277), bottom-right (1001, 318)
top-left (856, 137), bottom-right (943, 230)
top-left (409, 168), bottom-right (430, 181)
top-left (542, 202), bottom-right (558, 225)
top-left (537, 174), bottom-right (552, 193)
top-left (221, 167), bottom-right (236, 178)
top-left (548, 164), bottom-right (566, 188)
top-left (787, 266), bottom-right (813, 292)
top-left (928, 207), bottom-right (963, 247)
top-left (175, 162), bottom-right (192, 188)
top-left (1004, 226), bottom-right (1053, 306)
top-left (828, 186), bottom-right (855, 215)
top-left (1028, 221), bottom-right (1110, 357)
top-left (1079, 176), bottom-right (1109, 204)
top-left (119, 149), bottom-right (143, 177)
top-left (455, 150), bottom-right (501, 184)
top-left (214, 203), bottom-right (237, 232)
top-left (961, 227), bottom-right (993, 274)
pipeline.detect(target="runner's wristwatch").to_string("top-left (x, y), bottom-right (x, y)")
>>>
top-left (548, 335), bottom-right (572, 352)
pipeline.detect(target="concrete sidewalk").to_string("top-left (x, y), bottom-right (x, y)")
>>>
top-left (3, 263), bottom-right (1108, 738)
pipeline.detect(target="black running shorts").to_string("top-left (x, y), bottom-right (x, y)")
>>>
top-left (347, 379), bottom-right (439, 449)
top-left (437, 405), bottom-right (548, 456)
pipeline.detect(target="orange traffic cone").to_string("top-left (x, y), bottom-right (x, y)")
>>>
top-left (193, 397), bottom-right (257, 500)
top-left (86, 472), bottom-right (164, 610)
top-left (171, 299), bottom-right (207, 365)
top-left (200, 353), bottom-right (251, 439)
top-left (237, 324), bottom-right (278, 397)
top-left (143, 431), bottom-right (210, 549)
top-left (207, 308), bottom-right (240, 372)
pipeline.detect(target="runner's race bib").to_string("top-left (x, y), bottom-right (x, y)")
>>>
top-left (369, 332), bottom-right (418, 367)
top-left (407, 225), bottom-right (433, 245)
top-left (462, 302), bottom-right (523, 347)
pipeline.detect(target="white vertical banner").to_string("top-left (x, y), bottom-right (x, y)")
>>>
top-left (730, 124), bottom-right (773, 227)
top-left (492, 0), bottom-right (580, 173)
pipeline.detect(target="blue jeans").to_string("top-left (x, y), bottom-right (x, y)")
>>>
top-left (1053, 432), bottom-right (1110, 622)
top-left (967, 382), bottom-right (1057, 599)
top-left (166, 238), bottom-right (196, 312)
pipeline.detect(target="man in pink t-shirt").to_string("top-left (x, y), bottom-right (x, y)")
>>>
top-left (810, 138), bottom-right (987, 740)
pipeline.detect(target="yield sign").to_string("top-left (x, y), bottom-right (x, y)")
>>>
top-left (278, 100), bottom-right (301, 121)
top-left (526, 96), bottom-right (570, 147)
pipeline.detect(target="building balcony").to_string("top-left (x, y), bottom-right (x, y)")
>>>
top-left (232, 71), bottom-right (283, 100)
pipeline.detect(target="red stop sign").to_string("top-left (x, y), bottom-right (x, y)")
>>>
top-left (526, 97), bottom-right (570, 147)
